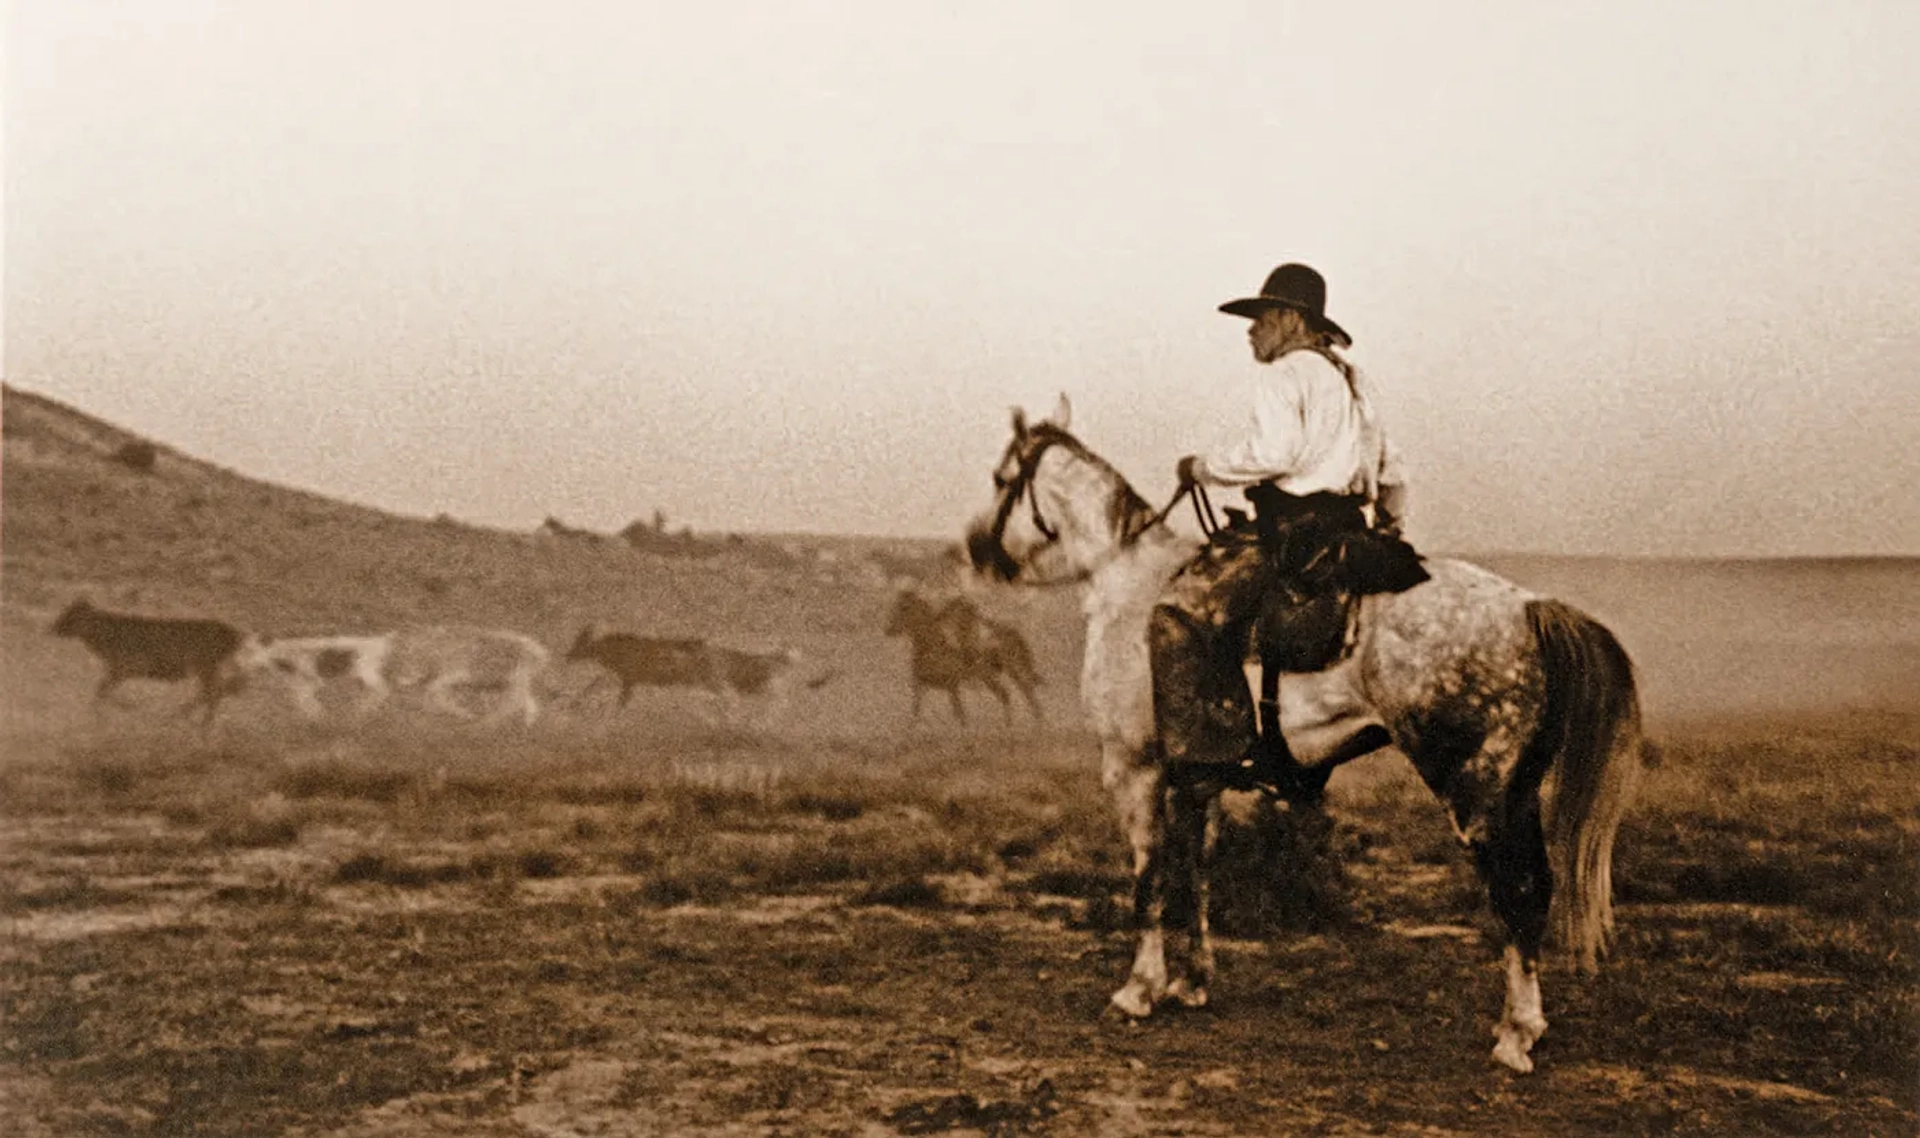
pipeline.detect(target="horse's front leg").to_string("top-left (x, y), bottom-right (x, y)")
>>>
top-left (94, 673), bottom-right (130, 710)
top-left (1161, 779), bottom-right (1219, 1009)
top-left (1104, 744), bottom-right (1169, 1018)
top-left (1020, 681), bottom-right (1046, 724)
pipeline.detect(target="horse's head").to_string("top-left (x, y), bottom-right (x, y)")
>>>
top-left (965, 394), bottom-right (1150, 585)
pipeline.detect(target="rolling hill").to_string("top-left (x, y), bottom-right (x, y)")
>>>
top-left (4, 383), bottom-right (1915, 733)
top-left (0, 383), bottom-right (1085, 734)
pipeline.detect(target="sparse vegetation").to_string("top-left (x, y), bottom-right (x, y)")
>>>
top-left (0, 716), bottom-right (1912, 1134)
top-left (111, 440), bottom-right (159, 472)
top-left (3, 386), bottom-right (1915, 1134)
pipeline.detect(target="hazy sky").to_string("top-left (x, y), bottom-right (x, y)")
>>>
top-left (8, 1), bottom-right (1919, 556)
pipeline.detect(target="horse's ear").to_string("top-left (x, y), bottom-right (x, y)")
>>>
top-left (1044, 392), bottom-right (1072, 429)
top-left (1010, 406), bottom-right (1029, 439)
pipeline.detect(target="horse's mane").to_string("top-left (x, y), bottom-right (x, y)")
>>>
top-left (1025, 423), bottom-right (1159, 543)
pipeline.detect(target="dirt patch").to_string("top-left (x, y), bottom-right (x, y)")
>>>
top-left (1, 722), bottom-right (1914, 1136)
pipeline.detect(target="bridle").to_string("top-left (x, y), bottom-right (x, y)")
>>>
top-left (979, 429), bottom-right (1067, 579)
top-left (978, 425), bottom-right (1208, 581)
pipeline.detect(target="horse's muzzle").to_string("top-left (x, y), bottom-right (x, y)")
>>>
top-left (966, 528), bottom-right (1020, 582)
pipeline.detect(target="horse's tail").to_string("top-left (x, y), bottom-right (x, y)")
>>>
top-left (1524, 598), bottom-right (1648, 974)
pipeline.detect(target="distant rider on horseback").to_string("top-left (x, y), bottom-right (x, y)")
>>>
top-left (1151, 262), bottom-right (1422, 796)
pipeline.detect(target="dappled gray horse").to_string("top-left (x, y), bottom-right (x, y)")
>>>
top-left (965, 396), bottom-right (1649, 1073)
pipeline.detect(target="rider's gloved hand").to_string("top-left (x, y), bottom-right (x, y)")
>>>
top-left (1175, 455), bottom-right (1201, 487)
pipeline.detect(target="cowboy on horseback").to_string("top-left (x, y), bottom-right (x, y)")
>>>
top-left (1151, 262), bottom-right (1423, 796)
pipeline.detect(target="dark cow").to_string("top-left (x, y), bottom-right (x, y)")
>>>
top-left (51, 598), bottom-right (249, 725)
top-left (564, 628), bottom-right (715, 708)
top-left (563, 625), bottom-right (832, 723)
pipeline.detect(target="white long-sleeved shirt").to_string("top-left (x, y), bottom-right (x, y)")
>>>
top-left (1193, 350), bottom-right (1407, 500)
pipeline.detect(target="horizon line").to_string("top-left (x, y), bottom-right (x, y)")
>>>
top-left (7, 383), bottom-right (1916, 563)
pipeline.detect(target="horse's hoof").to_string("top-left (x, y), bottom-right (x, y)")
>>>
top-left (1490, 1034), bottom-right (1536, 1074)
top-left (1109, 985), bottom-right (1156, 1020)
top-left (1165, 978), bottom-right (1209, 1009)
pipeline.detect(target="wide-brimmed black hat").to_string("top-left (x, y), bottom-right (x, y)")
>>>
top-left (1218, 262), bottom-right (1351, 347)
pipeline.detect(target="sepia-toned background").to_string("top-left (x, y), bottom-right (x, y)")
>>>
top-left (4, 4), bottom-right (1916, 1135)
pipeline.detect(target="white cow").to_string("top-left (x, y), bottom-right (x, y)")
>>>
top-left (239, 625), bottom-right (551, 726)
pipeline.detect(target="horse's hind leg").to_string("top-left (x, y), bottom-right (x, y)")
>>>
top-left (1484, 798), bottom-right (1553, 1072)
top-left (982, 676), bottom-right (1013, 724)
top-left (1457, 755), bottom-right (1554, 1072)
top-left (944, 687), bottom-right (967, 725)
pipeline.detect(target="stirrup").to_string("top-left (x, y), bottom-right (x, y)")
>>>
top-left (1239, 738), bottom-right (1332, 804)
top-left (1163, 740), bottom-right (1316, 797)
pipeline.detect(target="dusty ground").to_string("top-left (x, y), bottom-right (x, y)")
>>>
top-left (0, 711), bottom-right (1913, 1137)
top-left (3, 387), bottom-right (1916, 1135)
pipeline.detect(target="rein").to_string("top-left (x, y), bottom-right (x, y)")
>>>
top-left (1190, 483), bottom-right (1220, 537)
top-left (981, 425), bottom-right (1219, 583)
top-left (1122, 480), bottom-right (1214, 545)
top-left (987, 434), bottom-right (1064, 550)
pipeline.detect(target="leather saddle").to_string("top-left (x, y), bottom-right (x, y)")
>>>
top-left (1231, 486), bottom-right (1430, 677)
top-left (1162, 487), bottom-right (1431, 801)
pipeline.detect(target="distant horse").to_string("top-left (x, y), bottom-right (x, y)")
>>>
top-left (239, 625), bottom-right (551, 726)
top-left (964, 396), bottom-right (1648, 1073)
top-left (51, 598), bottom-right (250, 727)
top-left (884, 591), bottom-right (1044, 725)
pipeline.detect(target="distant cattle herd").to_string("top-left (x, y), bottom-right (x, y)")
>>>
top-left (46, 589), bottom-right (1039, 732)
